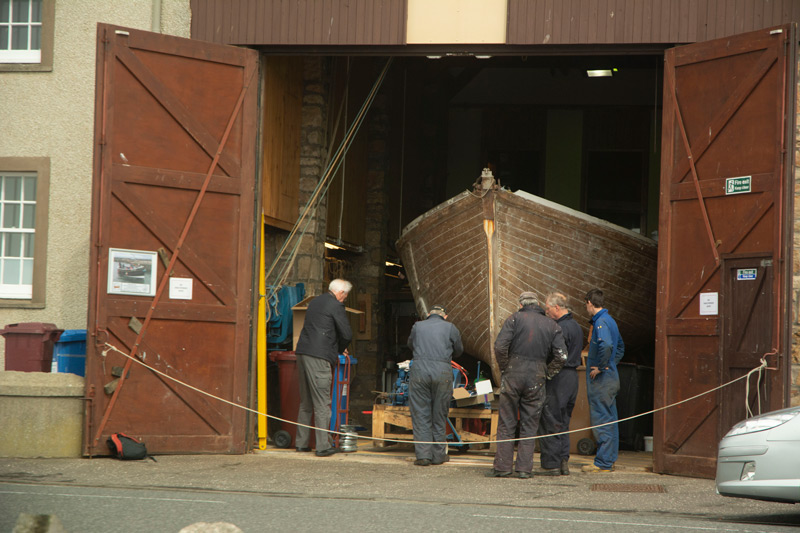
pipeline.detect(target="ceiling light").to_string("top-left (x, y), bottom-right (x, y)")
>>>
top-left (586, 69), bottom-right (614, 77)
top-left (324, 242), bottom-right (344, 250)
top-left (426, 55), bottom-right (443, 60)
top-left (385, 261), bottom-right (402, 267)
top-left (475, 55), bottom-right (492, 59)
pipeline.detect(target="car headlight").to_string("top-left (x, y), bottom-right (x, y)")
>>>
top-left (726, 412), bottom-right (798, 436)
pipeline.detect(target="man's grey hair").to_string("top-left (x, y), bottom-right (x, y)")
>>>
top-left (519, 294), bottom-right (539, 307)
top-left (428, 305), bottom-right (446, 317)
top-left (546, 292), bottom-right (568, 309)
top-left (328, 279), bottom-right (353, 294)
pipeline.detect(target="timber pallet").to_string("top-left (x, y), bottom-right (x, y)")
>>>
top-left (371, 403), bottom-right (498, 452)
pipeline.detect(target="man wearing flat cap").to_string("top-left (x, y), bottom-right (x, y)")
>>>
top-left (407, 304), bottom-right (463, 466)
top-left (487, 291), bottom-right (568, 479)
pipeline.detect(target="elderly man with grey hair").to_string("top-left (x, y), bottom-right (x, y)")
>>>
top-left (295, 278), bottom-right (353, 457)
top-left (487, 291), bottom-right (568, 479)
top-left (537, 292), bottom-right (584, 475)
top-left (407, 304), bottom-right (463, 466)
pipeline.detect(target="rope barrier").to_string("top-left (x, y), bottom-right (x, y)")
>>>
top-left (101, 342), bottom-right (771, 447)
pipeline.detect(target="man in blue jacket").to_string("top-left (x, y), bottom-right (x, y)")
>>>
top-left (407, 304), bottom-right (463, 466)
top-left (295, 279), bottom-right (353, 457)
top-left (582, 288), bottom-right (625, 473)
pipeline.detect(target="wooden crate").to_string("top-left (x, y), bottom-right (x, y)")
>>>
top-left (371, 404), bottom-right (498, 452)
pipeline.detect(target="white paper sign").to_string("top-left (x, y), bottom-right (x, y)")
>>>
top-left (699, 292), bottom-right (718, 316)
top-left (169, 277), bottom-right (193, 300)
top-left (475, 379), bottom-right (493, 396)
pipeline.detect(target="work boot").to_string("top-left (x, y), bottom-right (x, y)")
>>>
top-left (414, 459), bottom-right (431, 466)
top-left (560, 459), bottom-right (570, 476)
top-left (431, 455), bottom-right (450, 465)
top-left (315, 447), bottom-right (338, 457)
top-left (581, 464), bottom-right (613, 473)
top-left (534, 467), bottom-right (560, 476)
top-left (514, 471), bottom-right (532, 479)
top-left (485, 469), bottom-right (512, 478)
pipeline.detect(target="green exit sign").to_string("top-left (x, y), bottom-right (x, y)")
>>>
top-left (725, 176), bottom-right (751, 195)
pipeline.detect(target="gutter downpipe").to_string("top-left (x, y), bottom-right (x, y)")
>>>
top-left (151, 0), bottom-right (162, 33)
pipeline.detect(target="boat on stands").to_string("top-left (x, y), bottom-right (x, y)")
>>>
top-left (396, 170), bottom-right (658, 383)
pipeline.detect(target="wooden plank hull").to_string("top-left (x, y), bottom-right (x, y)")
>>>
top-left (397, 186), bottom-right (658, 383)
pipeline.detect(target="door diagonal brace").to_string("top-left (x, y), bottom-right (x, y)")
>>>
top-left (666, 70), bottom-right (719, 266)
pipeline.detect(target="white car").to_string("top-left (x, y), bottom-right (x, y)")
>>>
top-left (716, 405), bottom-right (800, 504)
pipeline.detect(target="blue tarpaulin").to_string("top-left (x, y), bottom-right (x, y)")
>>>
top-left (267, 283), bottom-right (305, 346)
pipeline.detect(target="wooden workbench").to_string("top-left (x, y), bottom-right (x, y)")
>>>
top-left (371, 404), bottom-right (498, 452)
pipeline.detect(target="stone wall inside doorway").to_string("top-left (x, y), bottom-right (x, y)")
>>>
top-left (262, 56), bottom-right (390, 431)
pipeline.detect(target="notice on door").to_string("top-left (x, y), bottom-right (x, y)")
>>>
top-left (107, 248), bottom-right (157, 297)
top-left (169, 277), bottom-right (193, 300)
top-left (725, 175), bottom-right (751, 195)
top-left (699, 292), bottom-right (718, 316)
top-left (736, 268), bottom-right (757, 281)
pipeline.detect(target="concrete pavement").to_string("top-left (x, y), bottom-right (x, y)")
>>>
top-left (2, 441), bottom-right (798, 531)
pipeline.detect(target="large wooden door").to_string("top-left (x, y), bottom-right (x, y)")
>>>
top-left (654, 24), bottom-right (796, 477)
top-left (85, 25), bottom-right (259, 455)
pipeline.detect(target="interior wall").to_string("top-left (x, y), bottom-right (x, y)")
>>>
top-left (446, 108), bottom-right (483, 198)
top-left (544, 109), bottom-right (583, 209)
top-left (263, 57), bottom-right (332, 297)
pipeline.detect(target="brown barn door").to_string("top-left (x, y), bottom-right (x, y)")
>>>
top-left (85, 25), bottom-right (259, 455)
top-left (654, 24), bottom-right (796, 478)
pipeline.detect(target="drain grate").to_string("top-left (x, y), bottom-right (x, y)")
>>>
top-left (591, 483), bottom-right (666, 493)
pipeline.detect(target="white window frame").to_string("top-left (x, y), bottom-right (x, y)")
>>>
top-left (0, 0), bottom-right (52, 72)
top-left (0, 158), bottom-right (48, 308)
top-left (0, 172), bottom-right (36, 298)
top-left (0, 0), bottom-right (42, 63)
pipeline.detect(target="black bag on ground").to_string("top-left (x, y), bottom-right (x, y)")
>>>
top-left (106, 432), bottom-right (148, 460)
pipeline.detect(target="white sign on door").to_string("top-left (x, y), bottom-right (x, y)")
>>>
top-left (699, 292), bottom-right (718, 316)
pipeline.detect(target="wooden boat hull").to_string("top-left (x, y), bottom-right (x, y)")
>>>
top-left (397, 186), bottom-right (658, 383)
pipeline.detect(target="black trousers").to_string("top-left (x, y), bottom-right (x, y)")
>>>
top-left (538, 367), bottom-right (578, 468)
top-left (493, 359), bottom-right (547, 474)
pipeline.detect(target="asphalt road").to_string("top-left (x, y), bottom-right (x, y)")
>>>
top-left (2, 449), bottom-right (799, 532)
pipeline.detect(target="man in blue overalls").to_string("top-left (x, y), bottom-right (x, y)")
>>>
top-left (582, 288), bottom-right (625, 473)
top-left (407, 305), bottom-right (463, 466)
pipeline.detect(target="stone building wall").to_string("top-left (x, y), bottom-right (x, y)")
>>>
top-left (347, 80), bottom-right (392, 427)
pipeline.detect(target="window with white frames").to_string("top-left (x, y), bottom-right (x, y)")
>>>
top-left (0, 173), bottom-right (36, 298)
top-left (0, 0), bottom-right (42, 63)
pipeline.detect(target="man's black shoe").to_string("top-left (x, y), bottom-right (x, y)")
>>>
top-left (296, 447), bottom-right (311, 452)
top-left (414, 459), bottom-right (431, 466)
top-left (315, 447), bottom-right (338, 457)
top-left (535, 467), bottom-right (561, 476)
top-left (485, 469), bottom-right (512, 478)
top-left (431, 456), bottom-right (450, 465)
top-left (560, 459), bottom-right (570, 476)
top-left (514, 471), bottom-right (532, 479)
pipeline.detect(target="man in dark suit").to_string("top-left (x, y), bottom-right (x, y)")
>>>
top-left (537, 292), bottom-right (584, 475)
top-left (295, 279), bottom-right (353, 457)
